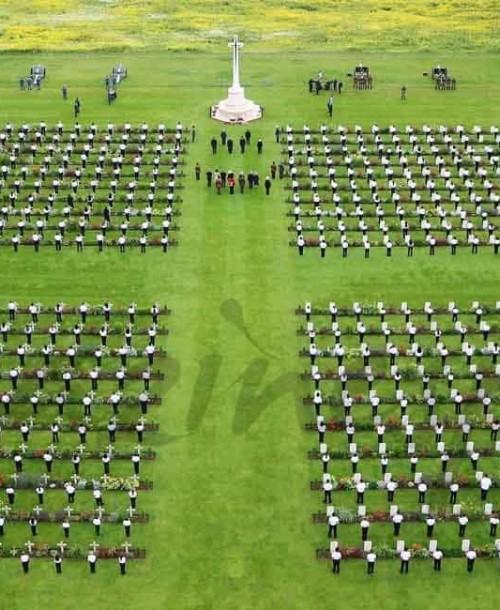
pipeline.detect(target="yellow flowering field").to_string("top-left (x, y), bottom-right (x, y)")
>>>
top-left (0, 0), bottom-right (497, 51)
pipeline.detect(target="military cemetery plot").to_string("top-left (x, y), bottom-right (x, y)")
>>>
top-left (0, 121), bottom-right (188, 253)
top-left (281, 125), bottom-right (500, 258)
top-left (0, 300), bottom-right (168, 564)
top-left (297, 300), bottom-right (500, 573)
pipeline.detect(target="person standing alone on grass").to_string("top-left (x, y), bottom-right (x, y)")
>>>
top-left (327, 96), bottom-right (333, 117)
top-left (401, 86), bottom-right (407, 101)
top-left (74, 98), bottom-right (80, 118)
top-left (62, 85), bottom-right (68, 100)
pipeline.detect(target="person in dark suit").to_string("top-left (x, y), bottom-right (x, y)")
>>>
top-left (29, 516), bottom-right (38, 536)
top-left (327, 96), bottom-right (333, 117)
top-left (54, 553), bottom-right (62, 574)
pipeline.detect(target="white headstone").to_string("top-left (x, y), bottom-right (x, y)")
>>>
top-left (444, 471), bottom-right (453, 484)
top-left (396, 390), bottom-right (404, 401)
top-left (402, 415), bottom-right (409, 427)
top-left (477, 388), bottom-right (485, 399)
top-left (437, 441), bottom-right (445, 453)
top-left (485, 503), bottom-right (493, 515)
top-left (417, 365), bottom-right (425, 376)
top-left (421, 504), bottom-right (430, 515)
top-left (458, 414), bottom-right (466, 425)
top-left (363, 540), bottom-right (372, 552)
top-left (358, 505), bottom-right (366, 517)
top-left (307, 322), bottom-right (314, 332)
top-left (428, 540), bottom-right (438, 553)
top-left (345, 416), bottom-right (353, 426)
top-left (495, 539), bottom-right (500, 551)
top-left (353, 473), bottom-right (362, 483)
top-left (448, 301), bottom-right (455, 312)
top-left (378, 443), bottom-right (386, 455)
top-left (349, 443), bottom-right (357, 454)
top-left (453, 504), bottom-right (461, 515)
top-left (408, 442), bottom-right (416, 454)
top-left (396, 540), bottom-right (405, 553)
top-left (326, 505), bottom-right (335, 516)
top-left (475, 470), bottom-right (483, 482)
top-left (390, 505), bottom-right (399, 517)
top-left (330, 540), bottom-right (338, 552)
top-left (369, 389), bottom-right (377, 399)
top-left (466, 441), bottom-right (475, 453)
top-left (430, 321), bottom-right (438, 331)
top-left (496, 364), bottom-right (500, 376)
top-left (495, 441), bottom-right (500, 452)
top-left (430, 415), bottom-right (438, 426)
top-left (487, 413), bottom-right (494, 424)
top-left (373, 415), bottom-right (381, 426)
top-left (384, 473), bottom-right (392, 484)
top-left (461, 539), bottom-right (470, 552)
top-left (450, 389), bottom-right (458, 399)
top-left (443, 365), bottom-right (451, 376)
top-left (423, 389), bottom-right (431, 400)
top-left (320, 443), bottom-right (328, 454)
top-left (391, 365), bottom-right (399, 376)
top-left (414, 472), bottom-right (422, 484)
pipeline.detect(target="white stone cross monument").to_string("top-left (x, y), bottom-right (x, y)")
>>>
top-left (211, 35), bottom-right (262, 124)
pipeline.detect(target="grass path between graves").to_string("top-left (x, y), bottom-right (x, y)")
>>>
top-left (0, 50), bottom-right (499, 609)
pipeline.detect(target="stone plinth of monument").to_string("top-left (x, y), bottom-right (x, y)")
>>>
top-left (211, 36), bottom-right (262, 124)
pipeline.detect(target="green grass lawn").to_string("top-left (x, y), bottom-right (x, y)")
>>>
top-left (0, 50), bottom-right (499, 610)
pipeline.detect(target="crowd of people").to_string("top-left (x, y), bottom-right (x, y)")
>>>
top-left (0, 121), bottom-right (187, 252)
top-left (0, 301), bottom-right (165, 570)
top-left (299, 300), bottom-right (500, 574)
top-left (280, 124), bottom-right (500, 256)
